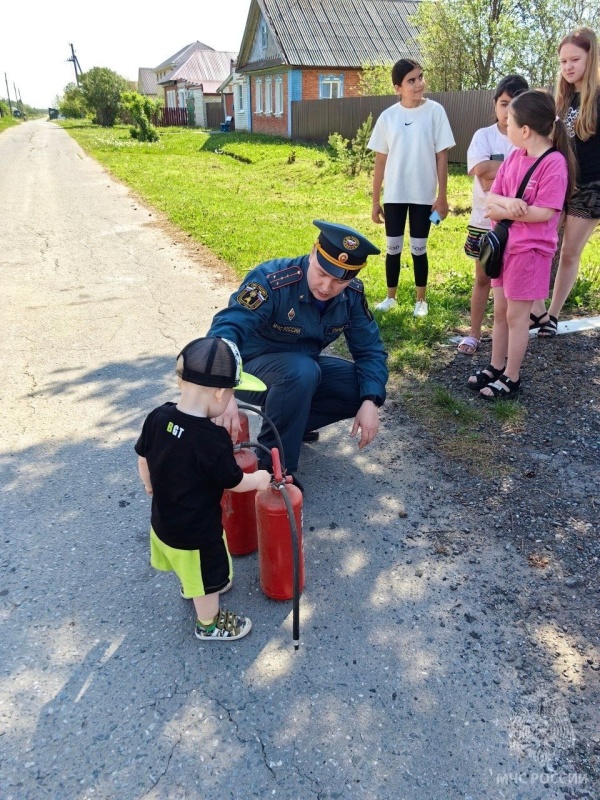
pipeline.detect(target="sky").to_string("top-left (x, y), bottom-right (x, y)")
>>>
top-left (2, 0), bottom-right (252, 109)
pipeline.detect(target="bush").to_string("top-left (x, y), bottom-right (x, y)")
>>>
top-left (327, 114), bottom-right (375, 176)
top-left (121, 91), bottom-right (160, 142)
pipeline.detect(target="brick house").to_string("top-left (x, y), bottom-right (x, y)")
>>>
top-left (232, 0), bottom-right (421, 137)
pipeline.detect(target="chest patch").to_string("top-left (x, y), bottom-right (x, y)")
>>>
top-left (237, 282), bottom-right (269, 310)
top-left (271, 321), bottom-right (302, 335)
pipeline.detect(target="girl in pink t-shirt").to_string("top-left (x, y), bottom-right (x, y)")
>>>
top-left (467, 90), bottom-right (575, 400)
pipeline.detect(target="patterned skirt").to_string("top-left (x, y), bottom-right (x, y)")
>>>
top-left (567, 180), bottom-right (600, 219)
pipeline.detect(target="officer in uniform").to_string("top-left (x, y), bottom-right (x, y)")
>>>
top-left (207, 220), bottom-right (388, 484)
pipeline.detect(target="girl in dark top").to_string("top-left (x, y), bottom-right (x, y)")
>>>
top-left (530, 27), bottom-right (600, 336)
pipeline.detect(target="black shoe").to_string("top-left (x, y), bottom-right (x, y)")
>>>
top-left (302, 430), bottom-right (319, 443)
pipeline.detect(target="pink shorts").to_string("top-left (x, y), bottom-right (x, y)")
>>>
top-left (491, 249), bottom-right (552, 301)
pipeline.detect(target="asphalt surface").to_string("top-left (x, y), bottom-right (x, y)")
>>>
top-left (0, 120), bottom-right (593, 800)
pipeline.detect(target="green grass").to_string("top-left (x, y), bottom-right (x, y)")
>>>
top-left (61, 120), bottom-right (600, 375)
top-left (0, 116), bottom-right (20, 134)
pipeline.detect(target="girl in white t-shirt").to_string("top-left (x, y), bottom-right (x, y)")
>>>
top-left (458, 75), bottom-right (529, 354)
top-left (369, 59), bottom-right (455, 317)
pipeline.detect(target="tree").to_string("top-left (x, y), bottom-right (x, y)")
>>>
top-left (413, 0), bottom-right (600, 91)
top-left (120, 91), bottom-right (160, 142)
top-left (59, 83), bottom-right (87, 119)
top-left (80, 67), bottom-right (128, 127)
top-left (358, 63), bottom-right (395, 96)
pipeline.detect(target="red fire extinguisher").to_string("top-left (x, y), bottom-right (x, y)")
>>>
top-left (256, 447), bottom-right (304, 601)
top-left (221, 411), bottom-right (259, 555)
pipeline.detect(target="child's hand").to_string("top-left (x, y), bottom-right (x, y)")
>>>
top-left (505, 198), bottom-right (528, 217)
top-left (254, 470), bottom-right (272, 491)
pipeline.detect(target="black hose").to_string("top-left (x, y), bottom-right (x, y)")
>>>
top-left (237, 402), bottom-right (286, 471)
top-left (277, 483), bottom-right (300, 650)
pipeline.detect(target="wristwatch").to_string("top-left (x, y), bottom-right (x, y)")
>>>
top-left (360, 394), bottom-right (384, 407)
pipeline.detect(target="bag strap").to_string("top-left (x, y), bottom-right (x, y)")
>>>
top-left (499, 147), bottom-right (557, 231)
top-left (515, 147), bottom-right (557, 199)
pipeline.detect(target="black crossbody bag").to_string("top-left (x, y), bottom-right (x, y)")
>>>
top-left (479, 147), bottom-right (556, 279)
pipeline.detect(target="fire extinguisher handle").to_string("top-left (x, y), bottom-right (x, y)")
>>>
top-left (271, 447), bottom-right (283, 482)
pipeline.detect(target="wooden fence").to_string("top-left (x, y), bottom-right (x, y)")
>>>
top-left (292, 90), bottom-right (496, 163)
top-left (153, 107), bottom-right (188, 127)
top-left (206, 103), bottom-right (226, 130)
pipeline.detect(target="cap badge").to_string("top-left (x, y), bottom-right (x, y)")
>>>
top-left (343, 235), bottom-right (359, 251)
top-left (338, 252), bottom-right (349, 263)
top-left (287, 308), bottom-right (296, 321)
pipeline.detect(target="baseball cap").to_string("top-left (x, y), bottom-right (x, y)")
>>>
top-left (313, 220), bottom-right (381, 280)
top-left (176, 337), bottom-right (266, 392)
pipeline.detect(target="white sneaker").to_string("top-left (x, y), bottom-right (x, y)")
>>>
top-left (375, 297), bottom-right (397, 312)
top-left (413, 300), bottom-right (428, 317)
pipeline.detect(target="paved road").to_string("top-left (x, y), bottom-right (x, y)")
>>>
top-left (0, 120), bottom-right (580, 799)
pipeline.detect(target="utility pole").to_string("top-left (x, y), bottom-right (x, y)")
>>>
top-left (4, 73), bottom-right (13, 115)
top-left (67, 44), bottom-right (83, 86)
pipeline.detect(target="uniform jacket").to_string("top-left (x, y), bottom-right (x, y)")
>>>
top-left (208, 256), bottom-right (388, 401)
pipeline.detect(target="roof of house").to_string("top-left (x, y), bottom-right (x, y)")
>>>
top-left (155, 41), bottom-right (215, 71)
top-left (137, 68), bottom-right (158, 95)
top-left (237, 0), bottom-right (421, 71)
top-left (157, 50), bottom-right (237, 88)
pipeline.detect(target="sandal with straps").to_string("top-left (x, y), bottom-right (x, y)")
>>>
top-left (537, 315), bottom-right (558, 338)
top-left (529, 311), bottom-right (549, 330)
top-left (467, 363), bottom-right (504, 391)
top-left (480, 374), bottom-right (521, 401)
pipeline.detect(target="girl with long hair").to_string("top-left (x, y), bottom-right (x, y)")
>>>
top-left (467, 90), bottom-right (575, 399)
top-left (530, 27), bottom-right (600, 336)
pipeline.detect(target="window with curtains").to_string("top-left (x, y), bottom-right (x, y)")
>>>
top-left (274, 76), bottom-right (283, 115)
top-left (255, 78), bottom-right (263, 113)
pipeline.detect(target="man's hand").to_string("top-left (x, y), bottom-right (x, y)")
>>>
top-left (213, 393), bottom-right (240, 443)
top-left (350, 400), bottom-right (380, 449)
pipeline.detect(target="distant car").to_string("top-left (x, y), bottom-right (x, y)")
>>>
top-left (13, 109), bottom-right (21, 118)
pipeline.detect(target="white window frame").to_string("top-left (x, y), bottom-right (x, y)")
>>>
top-left (274, 76), bottom-right (283, 115)
top-left (235, 83), bottom-right (244, 113)
top-left (255, 78), bottom-right (263, 113)
top-left (320, 76), bottom-right (342, 99)
top-left (264, 77), bottom-right (273, 114)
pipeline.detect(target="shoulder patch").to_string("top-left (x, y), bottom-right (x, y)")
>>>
top-left (266, 266), bottom-right (303, 290)
top-left (236, 282), bottom-right (269, 310)
top-left (348, 277), bottom-right (364, 293)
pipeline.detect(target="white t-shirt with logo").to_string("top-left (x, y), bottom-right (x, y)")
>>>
top-left (467, 123), bottom-right (515, 229)
top-left (368, 99), bottom-right (455, 205)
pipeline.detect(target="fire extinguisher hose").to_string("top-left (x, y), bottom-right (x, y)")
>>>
top-left (277, 483), bottom-right (300, 650)
top-left (236, 403), bottom-right (286, 471)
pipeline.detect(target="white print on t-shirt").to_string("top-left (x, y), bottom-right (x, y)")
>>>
top-left (167, 421), bottom-right (185, 438)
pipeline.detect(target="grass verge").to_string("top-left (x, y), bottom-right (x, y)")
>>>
top-left (60, 120), bottom-right (599, 473)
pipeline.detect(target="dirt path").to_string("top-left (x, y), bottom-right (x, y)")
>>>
top-left (0, 119), bottom-right (596, 800)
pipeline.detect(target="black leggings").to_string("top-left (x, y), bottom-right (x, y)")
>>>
top-left (383, 203), bottom-right (431, 288)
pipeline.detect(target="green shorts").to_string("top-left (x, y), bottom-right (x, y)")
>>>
top-left (150, 528), bottom-right (232, 597)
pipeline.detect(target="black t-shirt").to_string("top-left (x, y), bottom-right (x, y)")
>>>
top-left (565, 93), bottom-right (600, 185)
top-left (134, 403), bottom-right (243, 549)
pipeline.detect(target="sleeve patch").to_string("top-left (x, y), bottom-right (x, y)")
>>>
top-left (236, 282), bottom-right (269, 310)
top-left (266, 266), bottom-right (303, 290)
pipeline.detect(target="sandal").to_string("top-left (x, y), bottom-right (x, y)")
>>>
top-left (537, 315), bottom-right (558, 338)
top-left (529, 311), bottom-right (549, 330)
top-left (457, 335), bottom-right (480, 355)
top-left (467, 364), bottom-right (504, 391)
top-left (480, 374), bottom-right (521, 400)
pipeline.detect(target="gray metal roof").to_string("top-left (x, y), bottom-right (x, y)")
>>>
top-left (138, 68), bottom-right (158, 96)
top-left (157, 51), bottom-right (237, 86)
top-left (155, 41), bottom-right (215, 71)
top-left (238, 0), bottom-right (421, 70)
